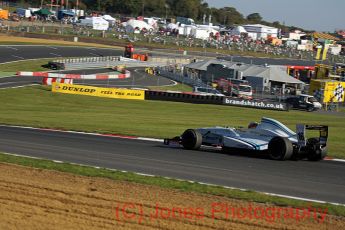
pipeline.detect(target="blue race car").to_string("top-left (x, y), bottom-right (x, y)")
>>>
top-left (164, 117), bottom-right (328, 161)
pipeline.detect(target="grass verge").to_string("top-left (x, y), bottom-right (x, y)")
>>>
top-left (0, 58), bottom-right (54, 72)
top-left (0, 35), bottom-right (120, 49)
top-left (0, 152), bottom-right (344, 216)
top-left (0, 72), bottom-right (16, 77)
top-left (148, 82), bottom-right (193, 92)
top-left (1, 85), bottom-right (344, 158)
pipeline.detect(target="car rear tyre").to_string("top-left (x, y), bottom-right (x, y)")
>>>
top-left (307, 137), bottom-right (327, 161)
top-left (181, 129), bottom-right (202, 150)
top-left (268, 136), bottom-right (293, 160)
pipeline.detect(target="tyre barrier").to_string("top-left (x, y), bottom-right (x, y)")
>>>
top-left (145, 91), bottom-right (224, 105)
top-left (222, 97), bottom-right (288, 111)
top-left (42, 77), bottom-right (73, 86)
top-left (145, 91), bottom-right (288, 111)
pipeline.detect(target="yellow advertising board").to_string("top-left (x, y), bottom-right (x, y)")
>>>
top-left (309, 79), bottom-right (345, 103)
top-left (52, 83), bottom-right (145, 100)
top-left (315, 47), bottom-right (322, 60)
top-left (324, 81), bottom-right (345, 102)
top-left (322, 46), bottom-right (329, 61)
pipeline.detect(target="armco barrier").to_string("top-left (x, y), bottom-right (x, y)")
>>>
top-left (145, 91), bottom-right (223, 105)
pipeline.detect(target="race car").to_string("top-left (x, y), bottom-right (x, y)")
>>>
top-left (164, 117), bottom-right (328, 161)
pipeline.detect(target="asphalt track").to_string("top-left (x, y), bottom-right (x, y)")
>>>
top-left (0, 45), bottom-right (317, 66)
top-left (0, 125), bottom-right (344, 204)
top-left (0, 45), bottom-right (123, 63)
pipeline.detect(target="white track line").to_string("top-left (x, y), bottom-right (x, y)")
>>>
top-left (49, 53), bottom-right (62, 57)
top-left (326, 158), bottom-right (345, 163)
top-left (0, 124), bottom-right (163, 142)
top-left (6, 46), bottom-right (18, 51)
top-left (1, 151), bottom-right (345, 207)
top-left (0, 84), bottom-right (39, 90)
top-left (11, 55), bottom-right (24, 60)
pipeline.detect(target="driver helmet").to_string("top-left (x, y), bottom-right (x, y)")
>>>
top-left (248, 122), bottom-right (258, 129)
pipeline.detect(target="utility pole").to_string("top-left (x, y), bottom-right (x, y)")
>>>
top-left (142, 0), bottom-right (145, 16)
top-left (76, 0), bottom-right (79, 16)
top-left (165, 4), bottom-right (169, 19)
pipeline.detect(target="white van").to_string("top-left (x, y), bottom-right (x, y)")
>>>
top-left (193, 87), bottom-right (224, 96)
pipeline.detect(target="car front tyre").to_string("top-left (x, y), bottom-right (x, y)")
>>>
top-left (181, 129), bottom-right (202, 150)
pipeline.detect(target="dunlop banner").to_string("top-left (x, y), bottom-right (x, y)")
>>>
top-left (52, 83), bottom-right (145, 100)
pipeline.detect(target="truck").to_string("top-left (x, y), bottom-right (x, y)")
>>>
top-left (213, 78), bottom-right (253, 99)
top-left (285, 94), bottom-right (322, 112)
top-left (124, 44), bottom-right (148, 61)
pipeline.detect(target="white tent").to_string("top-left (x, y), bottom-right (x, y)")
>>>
top-left (102, 15), bottom-right (116, 26)
top-left (230, 26), bottom-right (247, 36)
top-left (191, 26), bottom-right (218, 40)
top-left (123, 19), bottom-right (153, 33)
top-left (166, 23), bottom-right (179, 31)
top-left (102, 15), bottom-right (116, 22)
top-left (144, 17), bottom-right (158, 28)
top-left (78, 17), bottom-right (109, 31)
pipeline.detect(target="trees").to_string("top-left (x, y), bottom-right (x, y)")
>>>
top-left (13, 0), bottom-right (306, 32)
top-left (218, 7), bottom-right (245, 25)
top-left (168, 0), bottom-right (201, 19)
top-left (246, 13), bottom-right (262, 23)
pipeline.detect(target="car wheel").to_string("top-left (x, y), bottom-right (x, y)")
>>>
top-left (306, 138), bottom-right (327, 161)
top-left (268, 136), bottom-right (293, 160)
top-left (181, 129), bottom-right (202, 150)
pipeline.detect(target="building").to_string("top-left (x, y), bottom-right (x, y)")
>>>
top-left (184, 59), bottom-right (304, 93)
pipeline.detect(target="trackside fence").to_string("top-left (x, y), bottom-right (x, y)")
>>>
top-left (157, 67), bottom-right (208, 88)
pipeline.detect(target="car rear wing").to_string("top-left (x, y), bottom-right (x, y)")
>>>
top-left (296, 124), bottom-right (328, 147)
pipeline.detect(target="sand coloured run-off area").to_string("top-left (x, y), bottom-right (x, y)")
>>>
top-left (0, 163), bottom-right (344, 230)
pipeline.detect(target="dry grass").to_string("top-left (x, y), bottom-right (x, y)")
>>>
top-left (0, 34), bottom-right (121, 49)
top-left (0, 163), bottom-right (344, 230)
